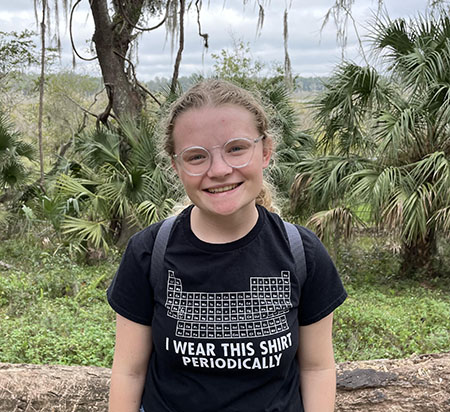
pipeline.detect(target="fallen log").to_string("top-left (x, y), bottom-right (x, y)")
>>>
top-left (336, 352), bottom-right (450, 411)
top-left (0, 352), bottom-right (449, 411)
top-left (0, 363), bottom-right (110, 411)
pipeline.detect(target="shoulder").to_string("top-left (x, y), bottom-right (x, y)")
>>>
top-left (261, 207), bottom-right (323, 262)
top-left (292, 224), bottom-right (335, 277)
top-left (262, 207), bottom-right (333, 276)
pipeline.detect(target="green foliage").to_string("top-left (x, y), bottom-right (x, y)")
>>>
top-left (292, 10), bottom-right (450, 273)
top-left (0, 237), bottom-right (117, 366)
top-left (211, 39), bottom-right (265, 84)
top-left (333, 237), bottom-right (450, 362)
top-left (1, 235), bottom-right (449, 367)
top-left (1, 299), bottom-right (115, 366)
top-left (0, 30), bottom-right (39, 74)
top-left (53, 116), bottom-right (178, 252)
top-left (334, 288), bottom-right (450, 361)
top-left (0, 111), bottom-right (35, 191)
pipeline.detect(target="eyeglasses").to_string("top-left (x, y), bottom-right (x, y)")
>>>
top-left (173, 136), bottom-right (265, 176)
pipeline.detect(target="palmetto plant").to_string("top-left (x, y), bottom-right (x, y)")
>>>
top-left (291, 11), bottom-right (450, 274)
top-left (55, 117), bottom-right (178, 252)
top-left (0, 112), bottom-right (34, 191)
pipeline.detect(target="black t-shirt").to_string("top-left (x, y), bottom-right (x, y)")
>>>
top-left (107, 205), bottom-right (347, 412)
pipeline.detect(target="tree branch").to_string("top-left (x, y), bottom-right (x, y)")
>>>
top-left (61, 93), bottom-right (103, 121)
top-left (113, 50), bottom-right (161, 106)
top-left (195, 0), bottom-right (209, 48)
top-left (341, 4), bottom-right (369, 65)
top-left (137, 82), bottom-right (161, 107)
top-left (70, 0), bottom-right (97, 62)
top-left (117, 0), bottom-right (171, 32)
top-left (170, 0), bottom-right (185, 94)
top-left (97, 83), bottom-right (115, 127)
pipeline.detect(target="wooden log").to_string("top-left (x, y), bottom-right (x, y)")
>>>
top-left (336, 352), bottom-right (450, 411)
top-left (0, 352), bottom-right (449, 411)
top-left (0, 363), bottom-right (110, 411)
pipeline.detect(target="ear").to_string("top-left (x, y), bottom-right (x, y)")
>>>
top-left (171, 158), bottom-right (180, 176)
top-left (262, 141), bottom-right (272, 169)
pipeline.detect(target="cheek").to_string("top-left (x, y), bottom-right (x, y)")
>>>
top-left (178, 173), bottom-right (200, 192)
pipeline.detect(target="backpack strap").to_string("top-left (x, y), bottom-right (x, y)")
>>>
top-left (283, 221), bottom-right (307, 289)
top-left (150, 215), bottom-right (177, 285)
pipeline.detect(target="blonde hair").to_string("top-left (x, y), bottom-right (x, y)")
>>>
top-left (164, 79), bottom-right (277, 212)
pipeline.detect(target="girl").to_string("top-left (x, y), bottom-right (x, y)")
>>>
top-left (107, 79), bottom-right (347, 412)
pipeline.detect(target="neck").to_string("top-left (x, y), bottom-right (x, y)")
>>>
top-left (190, 204), bottom-right (259, 243)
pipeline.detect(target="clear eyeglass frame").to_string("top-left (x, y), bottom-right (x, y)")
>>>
top-left (172, 135), bottom-right (265, 176)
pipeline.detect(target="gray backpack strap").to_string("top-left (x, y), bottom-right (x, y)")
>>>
top-left (283, 221), bottom-right (307, 288)
top-left (150, 215), bottom-right (177, 285)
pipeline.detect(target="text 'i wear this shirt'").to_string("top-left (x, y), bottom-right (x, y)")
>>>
top-left (107, 205), bottom-right (347, 412)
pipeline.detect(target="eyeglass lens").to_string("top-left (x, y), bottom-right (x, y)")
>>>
top-left (180, 138), bottom-right (255, 175)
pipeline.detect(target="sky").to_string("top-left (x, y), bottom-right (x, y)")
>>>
top-left (0, 0), bottom-right (436, 81)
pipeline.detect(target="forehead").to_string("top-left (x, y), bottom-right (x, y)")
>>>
top-left (172, 104), bottom-right (258, 148)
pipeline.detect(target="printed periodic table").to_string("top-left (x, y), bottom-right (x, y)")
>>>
top-left (165, 270), bottom-right (293, 339)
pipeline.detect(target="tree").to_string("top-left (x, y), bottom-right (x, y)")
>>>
top-left (0, 30), bottom-right (38, 79)
top-left (291, 10), bottom-right (450, 275)
top-left (211, 39), bottom-right (265, 84)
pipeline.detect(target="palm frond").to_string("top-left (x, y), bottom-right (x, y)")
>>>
top-left (62, 216), bottom-right (110, 251)
top-left (381, 188), bottom-right (407, 231)
top-left (431, 206), bottom-right (450, 236)
top-left (76, 127), bottom-right (122, 168)
top-left (306, 206), bottom-right (366, 243)
top-left (55, 173), bottom-right (98, 199)
top-left (369, 15), bottom-right (414, 65)
top-left (375, 107), bottom-right (420, 160)
top-left (291, 155), bottom-right (366, 213)
top-left (136, 197), bottom-right (176, 227)
top-left (311, 63), bottom-right (382, 156)
top-left (401, 183), bottom-right (435, 244)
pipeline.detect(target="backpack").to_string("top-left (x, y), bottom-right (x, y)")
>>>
top-left (150, 215), bottom-right (307, 288)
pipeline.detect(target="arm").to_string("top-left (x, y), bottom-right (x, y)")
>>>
top-left (297, 313), bottom-right (336, 412)
top-left (109, 314), bottom-right (152, 412)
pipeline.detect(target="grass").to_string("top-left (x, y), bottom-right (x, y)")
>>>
top-left (0, 236), bottom-right (117, 367)
top-left (332, 237), bottom-right (450, 362)
top-left (0, 233), bottom-right (449, 367)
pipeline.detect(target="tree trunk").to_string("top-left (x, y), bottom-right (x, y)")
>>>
top-left (90, 0), bottom-right (145, 120)
top-left (283, 8), bottom-right (293, 90)
top-left (1, 353), bottom-right (449, 411)
top-left (89, 0), bottom-right (149, 245)
top-left (37, 0), bottom-right (47, 189)
top-left (170, 0), bottom-right (185, 95)
top-left (400, 231), bottom-right (437, 276)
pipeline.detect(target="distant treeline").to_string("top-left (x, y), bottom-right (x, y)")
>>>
top-left (145, 76), bottom-right (328, 93)
top-left (4, 72), bottom-right (327, 99)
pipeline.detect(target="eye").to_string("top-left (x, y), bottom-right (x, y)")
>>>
top-left (225, 140), bottom-right (252, 156)
top-left (182, 149), bottom-right (208, 164)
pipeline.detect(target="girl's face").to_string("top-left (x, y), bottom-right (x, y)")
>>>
top-left (171, 104), bottom-right (272, 221)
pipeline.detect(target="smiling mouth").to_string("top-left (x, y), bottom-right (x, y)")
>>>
top-left (205, 183), bottom-right (241, 194)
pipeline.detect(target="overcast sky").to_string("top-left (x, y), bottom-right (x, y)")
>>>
top-left (0, 0), bottom-right (434, 81)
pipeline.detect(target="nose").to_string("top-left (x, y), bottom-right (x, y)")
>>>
top-left (206, 148), bottom-right (232, 177)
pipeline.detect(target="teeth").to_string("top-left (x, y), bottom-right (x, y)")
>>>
top-left (207, 184), bottom-right (238, 193)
